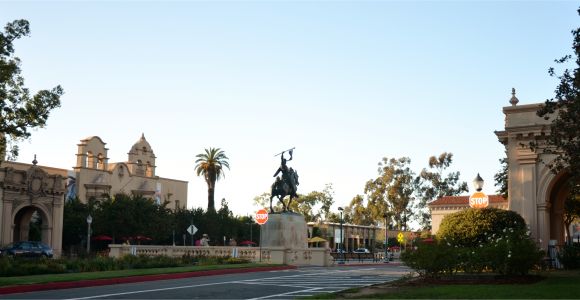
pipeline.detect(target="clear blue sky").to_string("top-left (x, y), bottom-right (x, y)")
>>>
top-left (1, 1), bottom-right (578, 222)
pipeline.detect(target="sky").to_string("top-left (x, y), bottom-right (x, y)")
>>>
top-left (1, 1), bottom-right (578, 221)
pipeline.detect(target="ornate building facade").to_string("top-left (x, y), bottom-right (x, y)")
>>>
top-left (70, 134), bottom-right (187, 209)
top-left (0, 134), bottom-right (188, 257)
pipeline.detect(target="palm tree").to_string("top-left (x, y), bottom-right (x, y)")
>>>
top-left (194, 148), bottom-right (230, 211)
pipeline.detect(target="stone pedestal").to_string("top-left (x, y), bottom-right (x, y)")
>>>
top-left (261, 212), bottom-right (307, 249)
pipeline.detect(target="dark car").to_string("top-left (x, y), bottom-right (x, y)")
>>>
top-left (1, 241), bottom-right (54, 258)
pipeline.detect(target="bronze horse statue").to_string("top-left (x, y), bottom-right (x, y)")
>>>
top-left (269, 169), bottom-right (299, 213)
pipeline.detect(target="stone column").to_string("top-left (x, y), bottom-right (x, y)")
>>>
top-left (51, 198), bottom-right (64, 258)
top-left (2, 199), bottom-right (13, 245)
top-left (537, 203), bottom-right (550, 250)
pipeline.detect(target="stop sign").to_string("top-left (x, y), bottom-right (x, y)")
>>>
top-left (469, 191), bottom-right (489, 209)
top-left (255, 209), bottom-right (269, 225)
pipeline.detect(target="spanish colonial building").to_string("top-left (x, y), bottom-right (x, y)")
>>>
top-left (0, 134), bottom-right (188, 257)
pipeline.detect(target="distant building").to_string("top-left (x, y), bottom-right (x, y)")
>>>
top-left (307, 221), bottom-right (378, 252)
top-left (0, 134), bottom-right (187, 257)
top-left (71, 134), bottom-right (187, 210)
top-left (429, 195), bottom-right (508, 234)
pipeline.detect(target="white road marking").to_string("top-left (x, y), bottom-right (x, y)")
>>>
top-left (247, 288), bottom-right (322, 300)
top-left (63, 267), bottom-right (400, 300)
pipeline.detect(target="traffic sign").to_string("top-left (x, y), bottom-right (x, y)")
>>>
top-left (255, 209), bottom-right (269, 225)
top-left (397, 232), bottom-right (405, 244)
top-left (187, 224), bottom-right (198, 235)
top-left (469, 191), bottom-right (489, 209)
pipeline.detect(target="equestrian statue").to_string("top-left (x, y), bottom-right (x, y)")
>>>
top-left (270, 148), bottom-right (299, 213)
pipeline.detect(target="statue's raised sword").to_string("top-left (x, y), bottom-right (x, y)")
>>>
top-left (274, 147), bottom-right (295, 157)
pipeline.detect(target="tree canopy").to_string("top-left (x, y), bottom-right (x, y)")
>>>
top-left (414, 152), bottom-right (468, 229)
top-left (0, 19), bottom-right (63, 163)
top-left (194, 148), bottom-right (230, 211)
top-left (536, 9), bottom-right (580, 185)
top-left (364, 157), bottom-right (415, 230)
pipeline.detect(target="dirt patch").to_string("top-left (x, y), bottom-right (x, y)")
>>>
top-left (333, 274), bottom-right (545, 299)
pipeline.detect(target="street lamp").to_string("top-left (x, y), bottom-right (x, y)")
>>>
top-left (86, 214), bottom-right (92, 254)
top-left (338, 207), bottom-right (344, 263)
top-left (473, 173), bottom-right (484, 192)
top-left (383, 213), bottom-right (389, 263)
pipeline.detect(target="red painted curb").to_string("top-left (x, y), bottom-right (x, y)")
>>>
top-left (0, 265), bottom-right (296, 295)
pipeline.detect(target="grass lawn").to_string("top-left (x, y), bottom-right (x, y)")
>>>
top-left (310, 270), bottom-right (580, 299)
top-left (0, 263), bottom-right (273, 287)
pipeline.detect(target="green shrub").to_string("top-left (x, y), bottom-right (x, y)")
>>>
top-left (559, 245), bottom-right (580, 269)
top-left (438, 208), bottom-right (527, 247)
top-left (401, 241), bottom-right (457, 278)
top-left (403, 209), bottom-right (543, 277)
top-left (481, 231), bottom-right (544, 275)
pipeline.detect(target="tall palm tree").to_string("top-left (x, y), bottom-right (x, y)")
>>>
top-left (194, 148), bottom-right (230, 211)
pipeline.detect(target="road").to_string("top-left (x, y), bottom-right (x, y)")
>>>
top-left (0, 264), bottom-right (411, 299)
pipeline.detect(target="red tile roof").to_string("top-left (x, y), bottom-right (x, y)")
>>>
top-left (429, 195), bottom-right (507, 206)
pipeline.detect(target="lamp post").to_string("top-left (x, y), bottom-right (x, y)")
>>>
top-left (338, 207), bottom-right (344, 263)
top-left (473, 173), bottom-right (484, 192)
top-left (86, 214), bottom-right (92, 254)
top-left (383, 212), bottom-right (389, 263)
top-left (247, 216), bottom-right (253, 244)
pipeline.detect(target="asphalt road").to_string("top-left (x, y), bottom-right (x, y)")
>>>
top-left (0, 264), bottom-right (411, 300)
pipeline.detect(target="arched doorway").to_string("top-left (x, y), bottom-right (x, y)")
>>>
top-left (12, 205), bottom-right (52, 244)
top-left (0, 162), bottom-right (65, 257)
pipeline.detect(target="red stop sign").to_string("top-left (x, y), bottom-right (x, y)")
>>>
top-left (255, 209), bottom-right (269, 225)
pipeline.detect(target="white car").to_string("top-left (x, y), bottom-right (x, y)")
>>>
top-left (353, 248), bottom-right (370, 253)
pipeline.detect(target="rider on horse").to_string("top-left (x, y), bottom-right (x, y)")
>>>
top-left (270, 150), bottom-right (299, 212)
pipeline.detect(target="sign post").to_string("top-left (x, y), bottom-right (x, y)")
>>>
top-left (187, 224), bottom-right (198, 246)
top-left (255, 209), bottom-right (269, 262)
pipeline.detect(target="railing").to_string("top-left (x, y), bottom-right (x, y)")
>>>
top-left (108, 245), bottom-right (333, 266)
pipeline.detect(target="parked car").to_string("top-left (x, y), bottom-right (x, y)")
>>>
top-left (353, 248), bottom-right (370, 253)
top-left (333, 249), bottom-right (347, 254)
top-left (1, 241), bottom-right (54, 258)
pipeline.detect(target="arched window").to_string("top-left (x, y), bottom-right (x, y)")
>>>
top-left (136, 159), bottom-right (144, 176)
top-left (146, 162), bottom-right (153, 177)
top-left (86, 151), bottom-right (94, 169)
top-left (96, 153), bottom-right (104, 170)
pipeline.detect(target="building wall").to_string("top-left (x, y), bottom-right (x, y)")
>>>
top-left (307, 222), bottom-right (377, 252)
top-left (496, 102), bottom-right (562, 249)
top-left (71, 135), bottom-right (187, 210)
top-left (0, 160), bottom-right (66, 256)
top-left (430, 202), bottom-right (509, 235)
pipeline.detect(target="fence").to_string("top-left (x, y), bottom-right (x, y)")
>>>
top-left (108, 244), bottom-right (333, 266)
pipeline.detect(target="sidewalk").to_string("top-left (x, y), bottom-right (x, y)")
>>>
top-left (334, 259), bottom-right (404, 266)
top-left (0, 265), bottom-right (296, 295)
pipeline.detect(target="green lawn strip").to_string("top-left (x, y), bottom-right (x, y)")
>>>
top-left (0, 263), bottom-right (278, 287)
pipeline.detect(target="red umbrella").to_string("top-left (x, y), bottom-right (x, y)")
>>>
top-left (132, 235), bottom-right (152, 245)
top-left (239, 240), bottom-right (256, 246)
top-left (133, 235), bottom-right (152, 241)
top-left (92, 235), bottom-right (113, 241)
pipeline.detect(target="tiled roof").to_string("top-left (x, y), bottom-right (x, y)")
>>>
top-left (428, 195), bottom-right (507, 206)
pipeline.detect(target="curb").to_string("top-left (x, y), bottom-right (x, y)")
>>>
top-left (0, 265), bottom-right (296, 295)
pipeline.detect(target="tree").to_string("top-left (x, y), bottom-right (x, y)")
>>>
top-left (194, 148), bottom-right (230, 211)
top-left (62, 197), bottom-right (89, 253)
top-left (347, 195), bottom-right (373, 226)
top-left (536, 9), bottom-right (580, 185)
top-left (414, 152), bottom-right (468, 230)
top-left (564, 184), bottom-right (580, 244)
top-left (494, 157), bottom-right (509, 199)
top-left (0, 19), bottom-right (63, 163)
top-left (364, 157), bottom-right (415, 230)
